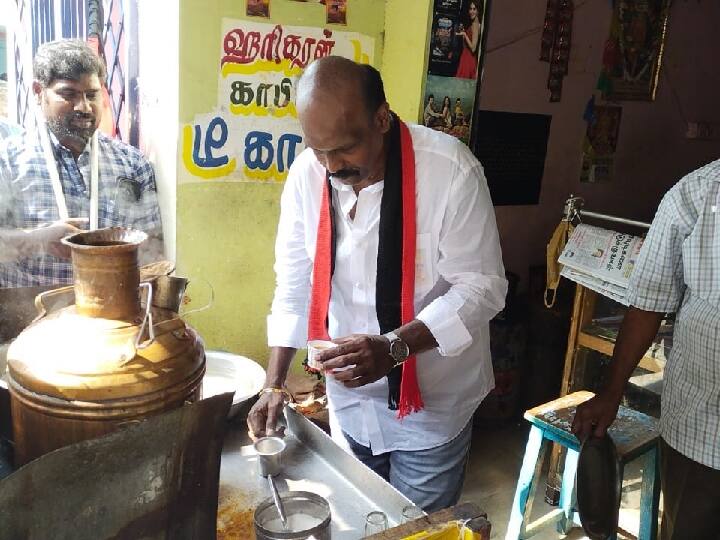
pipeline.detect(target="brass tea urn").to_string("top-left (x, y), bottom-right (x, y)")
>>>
top-left (6, 228), bottom-right (205, 466)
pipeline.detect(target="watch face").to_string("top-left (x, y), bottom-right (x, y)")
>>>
top-left (390, 339), bottom-right (409, 360)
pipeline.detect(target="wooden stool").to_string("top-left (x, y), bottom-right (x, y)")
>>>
top-left (505, 391), bottom-right (660, 540)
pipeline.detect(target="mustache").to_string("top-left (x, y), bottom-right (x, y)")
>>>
top-left (67, 112), bottom-right (96, 123)
top-left (329, 168), bottom-right (360, 180)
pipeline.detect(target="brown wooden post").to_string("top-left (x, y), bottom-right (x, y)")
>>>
top-left (545, 284), bottom-right (596, 504)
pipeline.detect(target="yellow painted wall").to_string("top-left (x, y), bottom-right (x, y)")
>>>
top-left (176, 0), bottom-right (386, 367)
top-left (381, 0), bottom-right (433, 123)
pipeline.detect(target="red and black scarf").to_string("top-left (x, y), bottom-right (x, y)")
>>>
top-left (307, 114), bottom-right (424, 419)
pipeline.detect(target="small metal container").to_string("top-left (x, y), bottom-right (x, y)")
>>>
top-left (151, 275), bottom-right (189, 313)
top-left (254, 436), bottom-right (286, 477)
top-left (254, 491), bottom-right (331, 540)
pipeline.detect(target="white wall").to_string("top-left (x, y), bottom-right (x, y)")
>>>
top-left (137, 0), bottom-right (179, 261)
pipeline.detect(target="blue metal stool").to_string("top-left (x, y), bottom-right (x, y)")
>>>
top-left (505, 391), bottom-right (660, 540)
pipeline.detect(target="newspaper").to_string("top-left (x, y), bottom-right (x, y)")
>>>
top-left (558, 224), bottom-right (644, 304)
top-left (560, 267), bottom-right (630, 305)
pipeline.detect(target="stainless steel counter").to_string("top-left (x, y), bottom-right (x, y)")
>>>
top-left (219, 406), bottom-right (415, 538)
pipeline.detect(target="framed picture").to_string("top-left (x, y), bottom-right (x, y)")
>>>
top-left (599, 0), bottom-right (671, 101)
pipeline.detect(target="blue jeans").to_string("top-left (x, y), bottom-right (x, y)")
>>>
top-left (342, 420), bottom-right (473, 512)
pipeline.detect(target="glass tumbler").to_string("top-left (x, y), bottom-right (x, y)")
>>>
top-left (364, 511), bottom-right (388, 534)
top-left (401, 504), bottom-right (425, 523)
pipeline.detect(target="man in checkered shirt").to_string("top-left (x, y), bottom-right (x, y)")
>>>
top-left (0, 40), bottom-right (162, 289)
top-left (573, 160), bottom-right (720, 539)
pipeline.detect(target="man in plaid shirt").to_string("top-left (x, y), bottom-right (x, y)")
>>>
top-left (0, 40), bottom-right (162, 288)
top-left (573, 160), bottom-right (720, 539)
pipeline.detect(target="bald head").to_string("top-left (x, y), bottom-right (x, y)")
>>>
top-left (296, 57), bottom-right (392, 191)
top-left (297, 56), bottom-right (386, 119)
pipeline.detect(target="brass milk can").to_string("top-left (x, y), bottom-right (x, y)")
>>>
top-left (6, 228), bottom-right (205, 466)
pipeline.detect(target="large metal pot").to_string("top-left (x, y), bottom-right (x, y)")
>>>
top-left (6, 228), bottom-right (205, 466)
top-left (0, 285), bottom-right (59, 441)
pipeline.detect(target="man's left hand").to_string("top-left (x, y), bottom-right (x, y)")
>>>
top-left (318, 334), bottom-right (394, 388)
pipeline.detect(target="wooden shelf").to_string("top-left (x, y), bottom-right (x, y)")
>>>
top-left (576, 331), bottom-right (666, 373)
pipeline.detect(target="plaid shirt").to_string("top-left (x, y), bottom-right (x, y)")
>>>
top-left (0, 129), bottom-right (162, 287)
top-left (0, 118), bottom-right (23, 139)
top-left (626, 159), bottom-right (720, 469)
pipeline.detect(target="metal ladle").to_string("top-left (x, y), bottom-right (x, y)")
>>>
top-left (254, 436), bottom-right (289, 531)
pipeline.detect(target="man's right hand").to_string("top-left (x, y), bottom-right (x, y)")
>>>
top-left (28, 220), bottom-right (84, 259)
top-left (571, 390), bottom-right (623, 441)
top-left (247, 391), bottom-right (286, 440)
top-left (572, 308), bottom-right (665, 442)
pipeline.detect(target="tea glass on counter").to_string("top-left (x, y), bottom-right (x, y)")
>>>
top-left (364, 511), bottom-right (388, 534)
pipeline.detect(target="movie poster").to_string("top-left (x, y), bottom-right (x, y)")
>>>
top-left (326, 0), bottom-right (347, 25)
top-left (598, 0), bottom-right (671, 101)
top-left (436, 0), bottom-right (462, 10)
top-left (422, 0), bottom-right (489, 145)
top-left (422, 75), bottom-right (475, 144)
top-left (580, 105), bottom-right (622, 183)
top-left (428, 12), bottom-right (461, 77)
top-left (246, 0), bottom-right (270, 18)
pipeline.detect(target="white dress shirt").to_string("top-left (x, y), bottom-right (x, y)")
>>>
top-left (267, 123), bottom-right (507, 454)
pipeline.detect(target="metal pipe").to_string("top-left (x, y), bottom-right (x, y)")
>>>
top-left (578, 210), bottom-right (651, 230)
top-left (563, 195), bottom-right (651, 229)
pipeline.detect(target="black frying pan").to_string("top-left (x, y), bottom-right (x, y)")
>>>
top-left (576, 434), bottom-right (623, 539)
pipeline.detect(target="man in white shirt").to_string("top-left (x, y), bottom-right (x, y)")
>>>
top-left (248, 56), bottom-right (507, 511)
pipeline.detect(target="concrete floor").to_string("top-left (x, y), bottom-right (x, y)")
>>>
top-left (460, 420), bottom-right (649, 540)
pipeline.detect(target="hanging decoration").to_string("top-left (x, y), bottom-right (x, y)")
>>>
top-left (539, 0), bottom-right (574, 102)
top-left (539, 0), bottom-right (559, 62)
top-left (597, 0), bottom-right (671, 101)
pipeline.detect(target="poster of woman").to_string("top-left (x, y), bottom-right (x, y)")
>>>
top-left (428, 0), bottom-right (485, 78)
top-left (455, 0), bottom-right (484, 79)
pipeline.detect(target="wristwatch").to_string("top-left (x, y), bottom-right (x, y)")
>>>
top-left (383, 331), bottom-right (410, 368)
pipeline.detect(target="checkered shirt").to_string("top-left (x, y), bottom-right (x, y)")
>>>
top-left (0, 129), bottom-right (162, 287)
top-left (0, 118), bottom-right (23, 140)
top-left (626, 159), bottom-right (720, 469)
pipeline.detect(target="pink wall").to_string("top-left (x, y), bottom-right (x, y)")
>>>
top-left (478, 0), bottom-right (720, 289)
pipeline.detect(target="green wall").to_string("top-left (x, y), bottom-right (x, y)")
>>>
top-left (381, 0), bottom-right (434, 122)
top-left (176, 0), bottom-right (386, 367)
